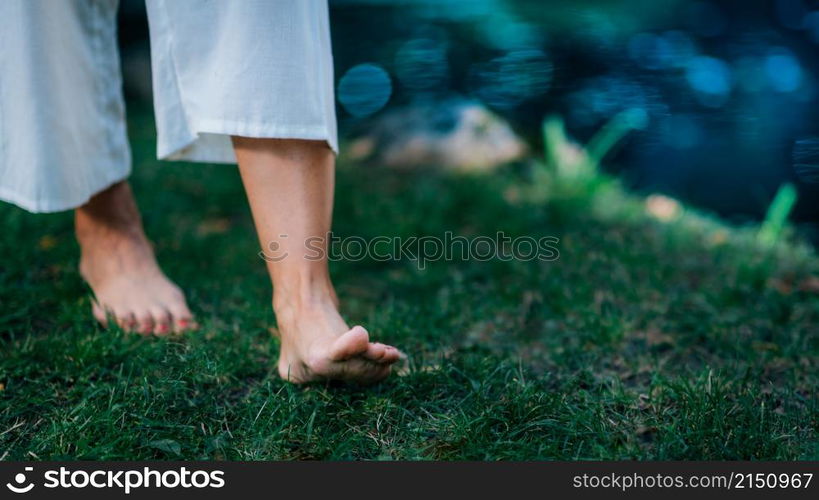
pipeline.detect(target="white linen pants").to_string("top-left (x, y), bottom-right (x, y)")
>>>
top-left (0, 0), bottom-right (337, 213)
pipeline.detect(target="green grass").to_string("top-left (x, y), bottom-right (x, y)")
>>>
top-left (0, 107), bottom-right (817, 460)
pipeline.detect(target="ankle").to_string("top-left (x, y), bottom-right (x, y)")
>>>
top-left (76, 221), bottom-right (143, 249)
top-left (75, 210), bottom-right (156, 282)
top-left (273, 282), bottom-right (337, 318)
top-left (76, 220), bottom-right (151, 264)
top-left (74, 181), bottom-right (147, 246)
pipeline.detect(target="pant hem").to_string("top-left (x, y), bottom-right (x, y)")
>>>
top-left (157, 119), bottom-right (338, 164)
top-left (0, 168), bottom-right (130, 214)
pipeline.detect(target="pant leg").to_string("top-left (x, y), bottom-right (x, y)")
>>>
top-left (145, 0), bottom-right (337, 164)
top-left (0, 0), bottom-right (130, 213)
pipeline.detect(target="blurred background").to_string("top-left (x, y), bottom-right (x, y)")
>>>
top-left (118, 0), bottom-right (819, 244)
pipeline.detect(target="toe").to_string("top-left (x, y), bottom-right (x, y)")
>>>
top-left (116, 311), bottom-right (137, 332)
top-left (380, 346), bottom-right (402, 364)
top-left (166, 290), bottom-right (196, 333)
top-left (363, 342), bottom-right (388, 361)
top-left (91, 301), bottom-right (109, 326)
top-left (134, 311), bottom-right (155, 335)
top-left (173, 317), bottom-right (198, 334)
top-left (362, 364), bottom-right (392, 385)
top-left (329, 325), bottom-right (370, 361)
top-left (150, 307), bottom-right (173, 336)
top-left (335, 357), bottom-right (390, 384)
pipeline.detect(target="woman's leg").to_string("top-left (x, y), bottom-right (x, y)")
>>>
top-left (233, 137), bottom-right (401, 384)
top-left (0, 1), bottom-right (193, 334)
top-left (76, 181), bottom-right (194, 335)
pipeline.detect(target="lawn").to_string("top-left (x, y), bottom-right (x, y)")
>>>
top-left (0, 108), bottom-right (817, 460)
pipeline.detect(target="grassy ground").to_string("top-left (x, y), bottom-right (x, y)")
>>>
top-left (1, 108), bottom-right (817, 460)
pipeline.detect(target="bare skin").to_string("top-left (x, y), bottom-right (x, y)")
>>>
top-left (76, 181), bottom-right (194, 335)
top-left (233, 137), bottom-right (402, 384)
top-left (75, 140), bottom-right (397, 383)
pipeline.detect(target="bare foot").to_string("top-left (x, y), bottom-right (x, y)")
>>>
top-left (75, 182), bottom-right (194, 335)
top-left (275, 297), bottom-right (402, 384)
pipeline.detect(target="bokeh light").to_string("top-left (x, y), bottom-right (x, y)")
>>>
top-left (468, 49), bottom-right (552, 110)
top-left (685, 56), bottom-right (733, 107)
top-left (394, 37), bottom-right (450, 92)
top-left (337, 63), bottom-right (393, 117)
top-left (629, 31), bottom-right (698, 70)
top-left (478, 13), bottom-right (543, 51)
top-left (764, 48), bottom-right (803, 93)
top-left (567, 76), bottom-right (662, 129)
top-left (662, 31), bottom-right (698, 67)
top-left (628, 33), bottom-right (674, 70)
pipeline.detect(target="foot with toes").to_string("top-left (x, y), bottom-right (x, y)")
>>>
top-left (275, 297), bottom-right (402, 384)
top-left (75, 182), bottom-right (195, 335)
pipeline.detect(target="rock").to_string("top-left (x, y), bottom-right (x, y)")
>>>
top-left (347, 98), bottom-right (528, 171)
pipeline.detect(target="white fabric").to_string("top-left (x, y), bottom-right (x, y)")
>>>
top-left (0, 0), bottom-right (337, 213)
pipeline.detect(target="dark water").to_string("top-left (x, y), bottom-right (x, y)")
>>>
top-left (330, 0), bottom-right (819, 241)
